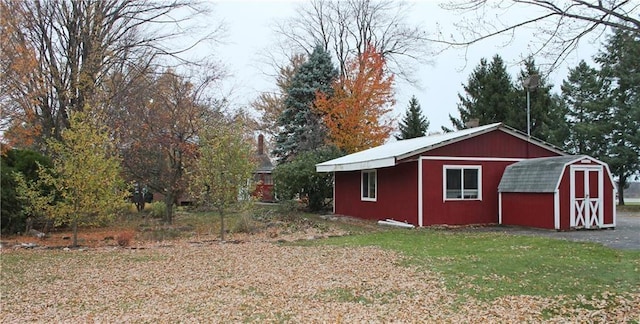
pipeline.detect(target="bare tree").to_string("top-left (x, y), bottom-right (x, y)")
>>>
top-left (0, 0), bottom-right (222, 149)
top-left (272, 0), bottom-right (431, 83)
top-left (437, 0), bottom-right (640, 70)
top-left (251, 53), bottom-right (306, 137)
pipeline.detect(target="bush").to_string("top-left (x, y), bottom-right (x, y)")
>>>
top-left (232, 212), bottom-right (257, 234)
top-left (149, 202), bottom-right (166, 219)
top-left (275, 200), bottom-right (303, 222)
top-left (273, 146), bottom-right (344, 212)
top-left (115, 231), bottom-right (134, 247)
top-left (1, 149), bottom-right (53, 234)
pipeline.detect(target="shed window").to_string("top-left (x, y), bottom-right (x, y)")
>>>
top-left (361, 170), bottom-right (377, 201)
top-left (444, 166), bottom-right (481, 200)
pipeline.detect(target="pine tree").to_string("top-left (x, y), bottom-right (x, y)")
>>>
top-left (273, 46), bottom-right (338, 163)
top-left (561, 60), bottom-right (608, 156)
top-left (512, 58), bottom-right (568, 145)
top-left (447, 55), bottom-right (516, 131)
top-left (596, 29), bottom-right (640, 205)
top-left (396, 96), bottom-right (429, 139)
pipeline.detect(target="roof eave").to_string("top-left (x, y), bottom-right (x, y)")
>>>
top-left (316, 157), bottom-right (396, 172)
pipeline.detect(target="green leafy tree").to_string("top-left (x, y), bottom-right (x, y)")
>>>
top-left (189, 119), bottom-right (256, 241)
top-left (273, 146), bottom-right (344, 211)
top-left (447, 55), bottom-right (516, 131)
top-left (15, 111), bottom-right (128, 247)
top-left (512, 58), bottom-right (569, 145)
top-left (1, 149), bottom-right (52, 234)
top-left (273, 45), bottom-right (338, 163)
top-left (596, 29), bottom-right (640, 205)
top-left (396, 96), bottom-right (429, 139)
top-left (561, 60), bottom-right (609, 156)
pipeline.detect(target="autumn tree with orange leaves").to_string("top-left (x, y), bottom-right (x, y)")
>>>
top-left (315, 45), bottom-right (395, 154)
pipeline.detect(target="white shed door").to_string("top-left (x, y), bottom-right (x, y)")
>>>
top-left (570, 165), bottom-right (603, 229)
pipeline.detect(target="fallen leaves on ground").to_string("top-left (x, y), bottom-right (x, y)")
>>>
top-left (2, 234), bottom-right (639, 323)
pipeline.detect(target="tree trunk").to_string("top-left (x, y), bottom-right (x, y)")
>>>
top-left (72, 218), bottom-right (78, 247)
top-left (618, 175), bottom-right (626, 206)
top-left (219, 207), bottom-right (225, 242)
top-left (164, 194), bottom-right (174, 224)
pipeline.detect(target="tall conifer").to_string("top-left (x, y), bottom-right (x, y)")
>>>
top-left (447, 55), bottom-right (516, 131)
top-left (273, 46), bottom-right (338, 163)
top-left (396, 96), bottom-right (429, 139)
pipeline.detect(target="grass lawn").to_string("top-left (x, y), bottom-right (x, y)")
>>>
top-left (300, 229), bottom-right (640, 302)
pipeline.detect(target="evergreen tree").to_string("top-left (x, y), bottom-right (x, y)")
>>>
top-left (447, 55), bottom-right (516, 131)
top-left (396, 96), bottom-right (429, 139)
top-left (596, 29), bottom-right (640, 205)
top-left (273, 46), bottom-right (338, 163)
top-left (561, 60), bottom-right (609, 156)
top-left (512, 58), bottom-right (568, 146)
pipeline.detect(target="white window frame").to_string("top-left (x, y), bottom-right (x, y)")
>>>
top-left (361, 170), bottom-right (377, 201)
top-left (443, 165), bottom-right (482, 201)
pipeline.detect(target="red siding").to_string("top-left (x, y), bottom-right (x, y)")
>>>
top-left (424, 130), bottom-right (559, 159)
top-left (558, 170), bottom-right (571, 230)
top-left (501, 193), bottom-right (555, 229)
top-left (502, 159), bottom-right (615, 231)
top-left (335, 161), bottom-right (418, 224)
top-left (603, 170), bottom-right (615, 226)
top-left (421, 159), bottom-right (514, 225)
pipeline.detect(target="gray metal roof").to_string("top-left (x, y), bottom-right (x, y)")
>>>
top-left (498, 155), bottom-right (588, 193)
top-left (317, 123), bottom-right (566, 172)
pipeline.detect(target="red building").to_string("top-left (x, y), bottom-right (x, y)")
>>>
top-left (316, 123), bottom-right (616, 230)
top-left (499, 155), bottom-right (616, 230)
top-left (254, 134), bottom-right (275, 202)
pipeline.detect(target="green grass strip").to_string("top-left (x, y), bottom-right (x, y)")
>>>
top-left (303, 229), bottom-right (640, 301)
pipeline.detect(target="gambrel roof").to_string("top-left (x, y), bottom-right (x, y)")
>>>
top-left (316, 123), bottom-right (565, 172)
top-left (498, 155), bottom-right (588, 193)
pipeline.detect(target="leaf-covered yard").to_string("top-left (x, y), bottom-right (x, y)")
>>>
top-left (1, 211), bottom-right (639, 322)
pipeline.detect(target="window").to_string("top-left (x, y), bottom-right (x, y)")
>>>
top-left (262, 174), bottom-right (273, 185)
top-left (443, 166), bottom-right (481, 200)
top-left (361, 170), bottom-right (377, 201)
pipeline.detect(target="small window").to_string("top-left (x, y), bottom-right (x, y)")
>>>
top-left (444, 166), bottom-right (481, 200)
top-left (361, 170), bottom-right (377, 201)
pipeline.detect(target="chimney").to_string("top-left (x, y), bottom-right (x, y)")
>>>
top-left (258, 134), bottom-right (264, 155)
top-left (465, 118), bottom-right (480, 128)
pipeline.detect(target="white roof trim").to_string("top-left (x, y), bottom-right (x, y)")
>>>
top-left (316, 157), bottom-right (395, 172)
top-left (316, 123), bottom-right (565, 173)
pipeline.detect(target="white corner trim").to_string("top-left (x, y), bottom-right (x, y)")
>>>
top-left (554, 190), bottom-right (560, 230)
top-left (498, 192), bottom-right (502, 224)
top-left (612, 188), bottom-right (617, 227)
top-left (332, 172), bottom-right (336, 215)
top-left (418, 158), bottom-right (423, 227)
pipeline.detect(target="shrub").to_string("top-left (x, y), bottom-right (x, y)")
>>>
top-left (276, 200), bottom-right (302, 222)
top-left (149, 202), bottom-right (166, 219)
top-left (273, 146), bottom-right (344, 212)
top-left (232, 212), bottom-right (257, 234)
top-left (115, 231), bottom-right (134, 247)
top-left (1, 149), bottom-right (53, 234)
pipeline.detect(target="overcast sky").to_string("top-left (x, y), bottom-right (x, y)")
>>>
top-left (208, 1), bottom-right (601, 133)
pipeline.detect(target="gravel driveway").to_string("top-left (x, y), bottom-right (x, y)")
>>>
top-left (473, 212), bottom-right (640, 250)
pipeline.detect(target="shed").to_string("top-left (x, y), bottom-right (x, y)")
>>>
top-left (316, 123), bottom-right (583, 227)
top-left (498, 155), bottom-right (616, 230)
